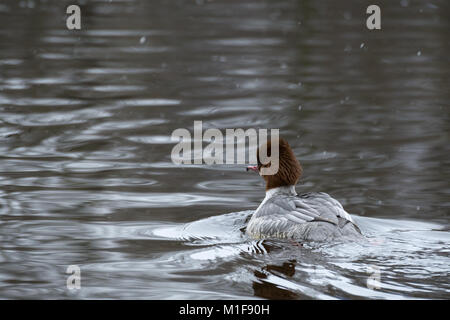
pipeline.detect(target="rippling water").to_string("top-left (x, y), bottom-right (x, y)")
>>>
top-left (0, 0), bottom-right (449, 299)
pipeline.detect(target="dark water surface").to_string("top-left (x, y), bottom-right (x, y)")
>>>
top-left (0, 0), bottom-right (449, 299)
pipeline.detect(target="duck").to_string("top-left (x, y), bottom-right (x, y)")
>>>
top-left (246, 138), bottom-right (363, 242)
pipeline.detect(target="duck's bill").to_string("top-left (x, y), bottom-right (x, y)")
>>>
top-left (246, 165), bottom-right (258, 172)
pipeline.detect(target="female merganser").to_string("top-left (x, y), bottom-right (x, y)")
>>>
top-left (246, 138), bottom-right (363, 242)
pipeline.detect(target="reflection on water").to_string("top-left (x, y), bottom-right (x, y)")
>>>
top-left (0, 0), bottom-right (449, 299)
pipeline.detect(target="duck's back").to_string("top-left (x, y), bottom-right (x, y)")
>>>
top-left (246, 192), bottom-right (363, 242)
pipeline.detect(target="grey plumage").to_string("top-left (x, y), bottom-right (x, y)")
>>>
top-left (246, 190), bottom-right (363, 242)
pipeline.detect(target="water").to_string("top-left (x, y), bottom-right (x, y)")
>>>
top-left (0, 0), bottom-right (449, 299)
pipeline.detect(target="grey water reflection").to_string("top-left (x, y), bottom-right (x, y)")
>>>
top-left (0, 0), bottom-right (449, 299)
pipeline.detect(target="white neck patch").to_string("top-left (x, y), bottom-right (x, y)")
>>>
top-left (266, 185), bottom-right (297, 199)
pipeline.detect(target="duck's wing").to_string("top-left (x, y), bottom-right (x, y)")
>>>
top-left (253, 192), bottom-right (354, 228)
top-left (249, 196), bottom-right (308, 236)
top-left (248, 192), bottom-right (361, 239)
top-left (254, 194), bottom-right (324, 225)
top-left (295, 192), bottom-right (354, 224)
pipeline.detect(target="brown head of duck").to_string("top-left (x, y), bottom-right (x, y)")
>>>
top-left (247, 138), bottom-right (302, 191)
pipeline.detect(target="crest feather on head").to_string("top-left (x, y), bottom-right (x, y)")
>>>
top-left (257, 138), bottom-right (302, 190)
